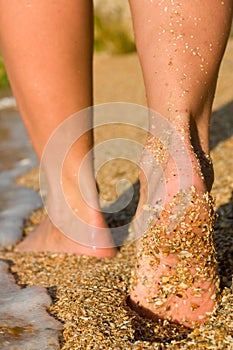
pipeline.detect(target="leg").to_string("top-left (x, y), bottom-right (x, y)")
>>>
top-left (0, 0), bottom-right (117, 257)
top-left (129, 0), bottom-right (233, 326)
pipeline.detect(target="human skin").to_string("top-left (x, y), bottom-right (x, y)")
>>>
top-left (0, 0), bottom-right (232, 327)
top-left (128, 0), bottom-right (233, 327)
top-left (0, 0), bottom-right (117, 257)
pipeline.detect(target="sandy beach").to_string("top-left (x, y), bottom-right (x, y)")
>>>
top-left (0, 37), bottom-right (233, 349)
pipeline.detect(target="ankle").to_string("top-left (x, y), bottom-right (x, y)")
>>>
top-left (148, 110), bottom-right (213, 192)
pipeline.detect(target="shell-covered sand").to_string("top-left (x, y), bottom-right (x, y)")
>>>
top-left (0, 39), bottom-right (233, 349)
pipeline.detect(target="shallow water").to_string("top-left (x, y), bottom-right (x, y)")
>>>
top-left (0, 96), bottom-right (41, 246)
top-left (0, 260), bottom-right (62, 348)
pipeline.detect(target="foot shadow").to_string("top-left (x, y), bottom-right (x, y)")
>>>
top-left (210, 100), bottom-right (233, 150)
top-left (102, 180), bottom-right (140, 247)
top-left (123, 297), bottom-right (191, 344)
top-left (214, 190), bottom-right (233, 289)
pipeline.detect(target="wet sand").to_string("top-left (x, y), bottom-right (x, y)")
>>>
top-left (0, 39), bottom-right (233, 349)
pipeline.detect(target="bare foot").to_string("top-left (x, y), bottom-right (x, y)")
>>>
top-left (16, 216), bottom-right (117, 258)
top-left (16, 144), bottom-right (118, 258)
top-left (129, 133), bottom-right (219, 328)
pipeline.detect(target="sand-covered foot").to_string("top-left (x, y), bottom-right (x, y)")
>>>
top-left (129, 129), bottom-right (219, 328)
top-left (129, 187), bottom-right (219, 328)
top-left (16, 216), bottom-right (117, 258)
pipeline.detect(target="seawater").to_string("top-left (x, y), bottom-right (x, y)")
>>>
top-left (0, 96), bottom-right (42, 246)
